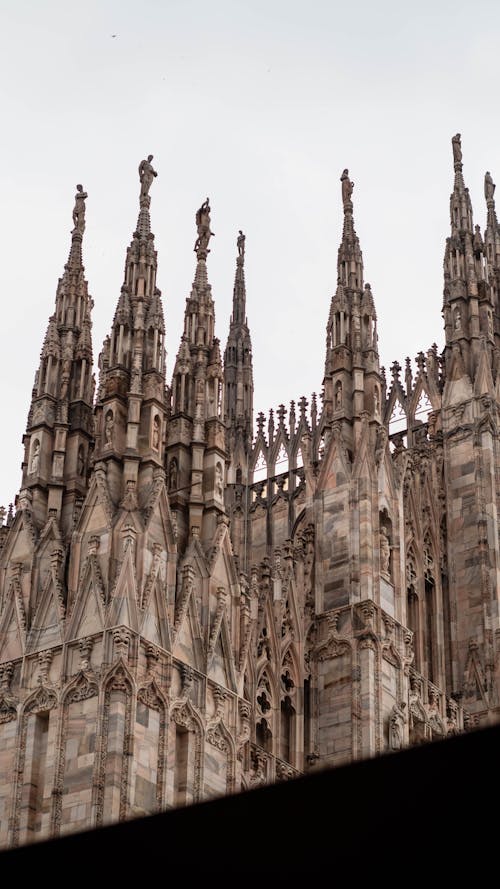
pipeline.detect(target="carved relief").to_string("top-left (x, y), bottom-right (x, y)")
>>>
top-left (0, 663), bottom-right (17, 724)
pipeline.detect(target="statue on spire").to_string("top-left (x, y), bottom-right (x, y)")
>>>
top-left (485, 171), bottom-right (496, 202)
top-left (452, 133), bottom-right (462, 166)
top-left (237, 229), bottom-right (245, 259)
top-left (340, 169), bottom-right (354, 207)
top-left (138, 155), bottom-right (157, 202)
top-left (194, 198), bottom-right (215, 256)
top-left (72, 184), bottom-right (87, 234)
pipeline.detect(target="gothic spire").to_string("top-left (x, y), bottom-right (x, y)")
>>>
top-left (224, 230), bottom-right (254, 450)
top-left (449, 134), bottom-right (474, 238)
top-left (167, 199), bottom-right (227, 550)
top-left (23, 183), bottom-right (95, 531)
top-left (337, 169), bottom-right (364, 291)
top-left (323, 170), bottom-right (380, 429)
top-left (95, 156), bottom-right (167, 490)
top-left (443, 134), bottom-right (491, 381)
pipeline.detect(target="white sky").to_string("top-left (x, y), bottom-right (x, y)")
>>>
top-left (0, 0), bottom-right (498, 507)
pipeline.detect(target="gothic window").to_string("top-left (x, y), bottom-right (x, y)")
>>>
top-left (275, 443), bottom-right (289, 474)
top-left (295, 448), bottom-right (303, 469)
top-left (280, 696), bottom-right (295, 763)
top-left (256, 672), bottom-right (273, 751)
top-left (173, 725), bottom-right (189, 807)
top-left (414, 390), bottom-right (432, 423)
top-left (256, 718), bottom-right (272, 752)
top-left (406, 547), bottom-right (420, 671)
top-left (423, 533), bottom-right (435, 683)
top-left (389, 400), bottom-right (407, 436)
top-left (253, 451), bottom-right (267, 483)
top-left (304, 676), bottom-right (312, 757)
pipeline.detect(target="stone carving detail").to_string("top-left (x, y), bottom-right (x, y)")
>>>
top-left (340, 168), bottom-right (354, 206)
top-left (484, 170), bottom-right (495, 201)
top-left (142, 467), bottom-right (166, 527)
top-left (379, 525), bottom-right (391, 578)
top-left (10, 565), bottom-right (27, 632)
top-left (120, 479), bottom-right (138, 511)
top-left (194, 197), bottom-right (215, 257)
top-left (316, 612), bottom-right (351, 660)
top-left (452, 132), bottom-right (462, 166)
top-left (138, 679), bottom-right (164, 712)
top-left (72, 184), bottom-right (87, 234)
top-left (206, 722), bottom-right (229, 752)
top-left (0, 663), bottom-right (17, 723)
top-left (249, 749), bottom-right (267, 787)
top-left (237, 700), bottom-right (251, 754)
top-left (66, 673), bottom-right (98, 703)
top-left (141, 545), bottom-right (163, 611)
top-left (207, 587), bottom-right (226, 658)
top-left (408, 672), bottom-right (428, 743)
top-left (113, 628), bottom-right (131, 662)
top-left (139, 155), bottom-right (157, 202)
top-left (389, 701), bottom-right (406, 750)
top-left (174, 565), bottom-right (195, 633)
top-left (276, 760), bottom-right (296, 782)
top-left (25, 684), bottom-right (57, 715)
top-left (94, 461), bottom-right (114, 525)
top-left (427, 687), bottom-right (445, 736)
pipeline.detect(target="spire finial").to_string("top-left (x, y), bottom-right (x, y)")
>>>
top-left (485, 171), bottom-right (496, 206)
top-left (138, 154), bottom-right (157, 207)
top-left (72, 184), bottom-right (87, 235)
top-left (452, 133), bottom-right (462, 172)
top-left (237, 229), bottom-right (246, 265)
top-left (194, 197), bottom-right (215, 259)
top-left (341, 168), bottom-right (354, 211)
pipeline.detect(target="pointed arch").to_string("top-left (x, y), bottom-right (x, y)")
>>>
top-left (95, 659), bottom-right (134, 828)
top-left (134, 677), bottom-right (169, 814)
top-left (169, 698), bottom-right (204, 807)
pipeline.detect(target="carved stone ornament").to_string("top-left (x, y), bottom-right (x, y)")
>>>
top-left (66, 673), bottom-right (98, 703)
top-left (207, 722), bottom-right (229, 752)
top-left (0, 664), bottom-right (17, 721)
top-left (0, 697), bottom-right (17, 723)
top-left (25, 685), bottom-right (57, 714)
top-left (138, 680), bottom-right (165, 712)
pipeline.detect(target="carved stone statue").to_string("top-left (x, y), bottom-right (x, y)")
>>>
top-left (72, 184), bottom-right (88, 234)
top-left (485, 171), bottom-right (496, 201)
top-left (215, 461), bottom-right (223, 498)
top-left (379, 526), bottom-right (391, 576)
top-left (194, 198), bottom-right (215, 255)
top-left (104, 410), bottom-right (114, 447)
top-left (335, 381), bottom-right (342, 410)
top-left (452, 133), bottom-right (462, 164)
top-left (77, 445), bottom-right (85, 477)
top-left (138, 155), bottom-right (157, 201)
top-left (473, 224), bottom-right (484, 255)
top-left (389, 701), bottom-right (406, 750)
top-left (340, 169), bottom-right (354, 206)
top-left (29, 440), bottom-right (40, 475)
top-left (152, 415), bottom-right (160, 450)
top-left (237, 230), bottom-right (245, 258)
top-left (168, 458), bottom-right (178, 492)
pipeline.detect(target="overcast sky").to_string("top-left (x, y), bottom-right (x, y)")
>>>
top-left (0, 0), bottom-right (499, 507)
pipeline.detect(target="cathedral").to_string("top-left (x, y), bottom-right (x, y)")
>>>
top-left (0, 134), bottom-right (499, 850)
